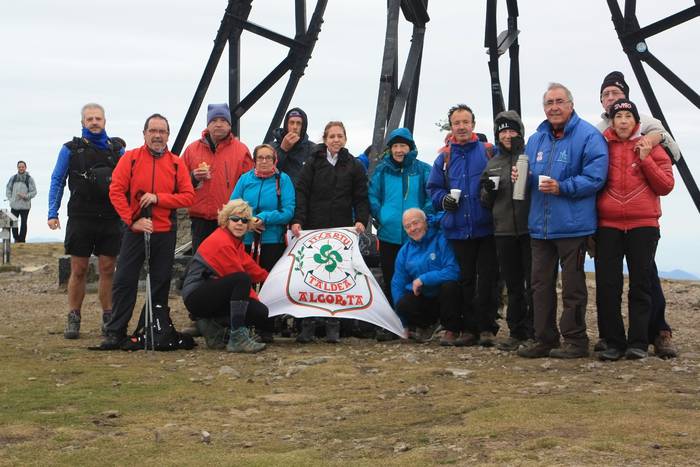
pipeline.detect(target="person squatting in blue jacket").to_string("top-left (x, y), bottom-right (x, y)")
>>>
top-left (369, 127), bottom-right (432, 307)
top-left (515, 83), bottom-right (608, 360)
top-left (391, 208), bottom-right (461, 342)
top-left (427, 104), bottom-right (500, 347)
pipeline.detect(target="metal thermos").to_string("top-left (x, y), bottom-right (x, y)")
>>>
top-left (512, 154), bottom-right (529, 200)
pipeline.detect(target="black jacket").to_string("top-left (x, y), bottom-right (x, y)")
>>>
top-left (271, 108), bottom-right (317, 185)
top-left (479, 149), bottom-right (530, 237)
top-left (292, 145), bottom-right (369, 229)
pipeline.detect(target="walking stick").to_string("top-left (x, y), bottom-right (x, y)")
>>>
top-left (142, 205), bottom-right (155, 353)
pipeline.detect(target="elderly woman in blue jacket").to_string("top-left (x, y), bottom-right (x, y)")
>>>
top-left (369, 127), bottom-right (432, 307)
top-left (230, 143), bottom-right (295, 273)
top-left (391, 208), bottom-right (461, 343)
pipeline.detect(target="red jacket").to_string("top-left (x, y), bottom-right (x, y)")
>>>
top-left (181, 131), bottom-right (253, 220)
top-left (196, 226), bottom-right (268, 299)
top-left (598, 126), bottom-right (674, 230)
top-left (109, 145), bottom-right (195, 232)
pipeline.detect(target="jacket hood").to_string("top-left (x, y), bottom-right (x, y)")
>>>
top-left (385, 127), bottom-right (416, 151)
top-left (377, 148), bottom-right (418, 172)
top-left (283, 107), bottom-right (308, 141)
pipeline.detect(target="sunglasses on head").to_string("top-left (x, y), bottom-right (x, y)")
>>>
top-left (228, 215), bottom-right (249, 224)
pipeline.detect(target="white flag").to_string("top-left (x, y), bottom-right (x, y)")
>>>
top-left (258, 228), bottom-right (406, 337)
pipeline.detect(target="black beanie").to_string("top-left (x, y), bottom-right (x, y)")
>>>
top-left (608, 98), bottom-right (640, 123)
top-left (387, 135), bottom-right (412, 147)
top-left (600, 71), bottom-right (630, 99)
top-left (494, 117), bottom-right (521, 136)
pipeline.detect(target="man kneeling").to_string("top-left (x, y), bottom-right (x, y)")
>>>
top-left (391, 208), bottom-right (461, 343)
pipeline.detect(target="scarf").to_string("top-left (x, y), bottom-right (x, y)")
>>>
top-left (82, 127), bottom-right (109, 150)
top-left (254, 165), bottom-right (278, 179)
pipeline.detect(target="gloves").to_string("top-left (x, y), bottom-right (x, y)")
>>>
top-left (442, 194), bottom-right (458, 212)
top-left (480, 178), bottom-right (496, 192)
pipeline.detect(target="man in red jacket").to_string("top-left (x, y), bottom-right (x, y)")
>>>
top-left (95, 114), bottom-right (195, 350)
top-left (181, 103), bottom-right (253, 252)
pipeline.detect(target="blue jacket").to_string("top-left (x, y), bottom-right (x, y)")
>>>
top-left (426, 136), bottom-right (494, 239)
top-left (525, 111), bottom-right (608, 239)
top-left (369, 131), bottom-right (433, 245)
top-left (230, 169), bottom-right (295, 245)
top-left (391, 227), bottom-right (460, 303)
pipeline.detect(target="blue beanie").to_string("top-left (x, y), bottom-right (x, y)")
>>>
top-left (207, 103), bottom-right (231, 125)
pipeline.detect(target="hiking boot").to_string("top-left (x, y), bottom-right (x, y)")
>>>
top-left (549, 343), bottom-right (590, 359)
top-left (599, 347), bottom-right (625, 361)
top-left (181, 320), bottom-right (202, 338)
top-left (89, 333), bottom-right (126, 351)
top-left (517, 341), bottom-right (558, 359)
top-left (296, 318), bottom-right (315, 343)
top-left (227, 327), bottom-right (266, 353)
top-left (376, 328), bottom-right (399, 342)
top-left (454, 332), bottom-right (478, 347)
top-left (625, 347), bottom-right (647, 360)
top-left (654, 330), bottom-right (678, 359)
top-left (478, 331), bottom-right (496, 347)
top-left (440, 330), bottom-right (460, 346)
top-left (325, 318), bottom-right (340, 344)
top-left (593, 339), bottom-right (608, 352)
top-left (497, 336), bottom-right (526, 352)
top-left (258, 330), bottom-right (274, 344)
top-left (64, 311), bottom-right (81, 339)
top-left (414, 322), bottom-right (439, 343)
top-left (101, 311), bottom-right (112, 336)
top-left (196, 319), bottom-right (229, 349)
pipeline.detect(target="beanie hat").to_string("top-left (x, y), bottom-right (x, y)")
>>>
top-left (600, 71), bottom-right (630, 99)
top-left (608, 98), bottom-right (640, 123)
top-left (494, 117), bottom-right (521, 136)
top-left (207, 103), bottom-right (232, 125)
top-left (493, 110), bottom-right (524, 139)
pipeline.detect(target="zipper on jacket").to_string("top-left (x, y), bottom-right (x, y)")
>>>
top-left (543, 139), bottom-right (558, 239)
top-left (225, 160), bottom-right (230, 190)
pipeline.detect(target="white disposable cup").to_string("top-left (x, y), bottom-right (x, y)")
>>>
top-left (450, 189), bottom-right (462, 202)
top-left (538, 175), bottom-right (551, 187)
top-left (489, 176), bottom-right (500, 190)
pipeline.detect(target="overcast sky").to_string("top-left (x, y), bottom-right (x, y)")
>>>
top-left (2, 1), bottom-right (699, 275)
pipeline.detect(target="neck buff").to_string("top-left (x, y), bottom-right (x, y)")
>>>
top-left (82, 127), bottom-right (109, 150)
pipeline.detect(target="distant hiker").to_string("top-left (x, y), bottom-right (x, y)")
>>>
top-left (595, 99), bottom-right (674, 361)
top-left (426, 104), bottom-right (499, 347)
top-left (514, 83), bottom-right (608, 359)
top-left (479, 111), bottom-right (534, 351)
top-left (48, 103), bottom-right (125, 339)
top-left (391, 208), bottom-right (461, 343)
top-left (290, 121), bottom-right (370, 343)
top-left (182, 199), bottom-right (272, 353)
top-left (595, 71), bottom-right (679, 359)
top-left (271, 107), bottom-right (317, 185)
top-left (5, 160), bottom-right (37, 242)
top-left (96, 113), bottom-right (194, 350)
top-left (181, 103), bottom-right (253, 253)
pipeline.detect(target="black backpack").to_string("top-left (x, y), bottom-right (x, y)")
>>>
top-left (122, 304), bottom-right (195, 351)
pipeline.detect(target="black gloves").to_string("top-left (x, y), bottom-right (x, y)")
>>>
top-left (480, 178), bottom-right (496, 192)
top-left (442, 194), bottom-right (458, 212)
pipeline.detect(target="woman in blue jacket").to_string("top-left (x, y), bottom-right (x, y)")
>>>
top-left (369, 127), bottom-right (432, 306)
top-left (230, 144), bottom-right (295, 273)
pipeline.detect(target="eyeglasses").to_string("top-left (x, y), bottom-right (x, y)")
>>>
top-left (544, 99), bottom-right (570, 108)
top-left (256, 155), bottom-right (275, 161)
top-left (601, 90), bottom-right (625, 99)
top-left (228, 216), bottom-right (249, 223)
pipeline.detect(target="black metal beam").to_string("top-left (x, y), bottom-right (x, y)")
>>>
top-left (231, 57), bottom-right (294, 120)
top-left (228, 1), bottom-right (253, 137)
top-left (403, 47), bottom-right (423, 132)
top-left (295, 0), bottom-right (307, 35)
top-left (626, 6), bottom-right (698, 41)
top-left (229, 16), bottom-right (305, 50)
top-left (386, 24), bottom-right (426, 133)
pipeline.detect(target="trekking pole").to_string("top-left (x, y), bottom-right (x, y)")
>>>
top-left (142, 205), bottom-right (155, 353)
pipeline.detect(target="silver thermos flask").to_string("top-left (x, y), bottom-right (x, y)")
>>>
top-left (512, 154), bottom-right (529, 200)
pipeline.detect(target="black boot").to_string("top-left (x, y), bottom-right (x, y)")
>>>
top-left (325, 318), bottom-right (340, 344)
top-left (296, 318), bottom-right (315, 343)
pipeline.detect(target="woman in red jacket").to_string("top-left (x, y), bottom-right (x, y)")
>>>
top-left (596, 99), bottom-right (674, 361)
top-left (181, 199), bottom-right (270, 353)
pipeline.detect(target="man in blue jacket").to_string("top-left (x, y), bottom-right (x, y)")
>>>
top-left (391, 208), bottom-right (461, 342)
top-left (516, 83), bottom-right (608, 359)
top-left (427, 104), bottom-right (499, 347)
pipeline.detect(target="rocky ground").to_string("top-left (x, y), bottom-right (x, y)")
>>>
top-left (0, 242), bottom-right (699, 466)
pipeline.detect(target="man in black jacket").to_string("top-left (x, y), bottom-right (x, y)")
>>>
top-left (271, 107), bottom-right (317, 185)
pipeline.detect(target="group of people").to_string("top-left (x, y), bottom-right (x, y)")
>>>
top-left (43, 70), bottom-right (679, 361)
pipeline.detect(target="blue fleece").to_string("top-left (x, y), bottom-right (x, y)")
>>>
top-left (230, 169), bottom-right (295, 245)
top-left (391, 227), bottom-right (460, 304)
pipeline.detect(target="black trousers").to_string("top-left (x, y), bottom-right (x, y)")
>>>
top-left (10, 208), bottom-right (29, 242)
top-left (450, 236), bottom-right (499, 335)
top-left (495, 234), bottom-right (534, 340)
top-left (648, 260), bottom-right (671, 340)
top-left (183, 272), bottom-right (271, 331)
top-left (190, 217), bottom-right (219, 253)
top-left (395, 281), bottom-right (462, 331)
top-left (595, 227), bottom-right (659, 351)
top-left (106, 230), bottom-right (176, 336)
top-left (379, 240), bottom-right (402, 306)
top-left (245, 242), bottom-right (286, 273)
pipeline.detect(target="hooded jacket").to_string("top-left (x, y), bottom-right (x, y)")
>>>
top-left (109, 145), bottom-right (195, 233)
top-left (480, 110), bottom-right (530, 237)
top-left (391, 227), bottom-right (460, 303)
top-left (272, 108), bottom-right (318, 185)
top-left (369, 127), bottom-right (433, 245)
top-left (426, 134), bottom-right (494, 240)
top-left (525, 111), bottom-right (608, 239)
top-left (181, 130), bottom-right (253, 220)
top-left (292, 144), bottom-right (369, 230)
top-left (230, 169), bottom-right (295, 245)
top-left (6, 172), bottom-right (37, 211)
top-left (597, 125), bottom-right (674, 230)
